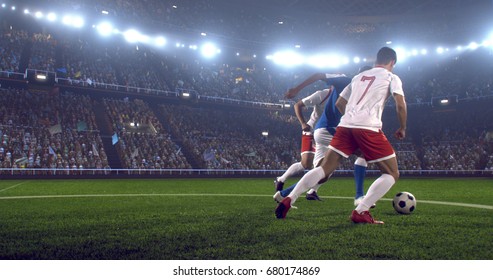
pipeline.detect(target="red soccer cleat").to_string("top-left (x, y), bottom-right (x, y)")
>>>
top-left (350, 210), bottom-right (384, 224)
top-left (275, 197), bottom-right (292, 219)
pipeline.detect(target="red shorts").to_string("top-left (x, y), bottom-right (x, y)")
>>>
top-left (328, 127), bottom-right (395, 163)
top-left (301, 132), bottom-right (315, 154)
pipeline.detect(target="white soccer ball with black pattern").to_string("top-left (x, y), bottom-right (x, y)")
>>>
top-left (392, 192), bottom-right (416, 214)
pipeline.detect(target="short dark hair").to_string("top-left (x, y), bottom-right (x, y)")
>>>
top-left (376, 47), bottom-right (397, 65)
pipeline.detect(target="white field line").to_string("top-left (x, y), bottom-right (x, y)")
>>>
top-left (0, 181), bottom-right (29, 193)
top-left (0, 193), bottom-right (491, 210)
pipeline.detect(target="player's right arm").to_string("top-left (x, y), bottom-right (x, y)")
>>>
top-left (336, 84), bottom-right (352, 114)
top-left (285, 73), bottom-right (326, 99)
top-left (294, 100), bottom-right (310, 132)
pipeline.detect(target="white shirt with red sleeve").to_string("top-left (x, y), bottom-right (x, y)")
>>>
top-left (339, 67), bottom-right (404, 132)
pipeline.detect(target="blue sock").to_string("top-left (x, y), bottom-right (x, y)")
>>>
top-left (280, 183), bottom-right (297, 197)
top-left (354, 165), bottom-right (366, 198)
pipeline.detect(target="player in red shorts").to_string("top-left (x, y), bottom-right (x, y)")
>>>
top-left (273, 84), bottom-right (336, 195)
top-left (276, 47), bottom-right (407, 224)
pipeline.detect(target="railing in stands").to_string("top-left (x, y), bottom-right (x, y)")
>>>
top-left (0, 168), bottom-right (491, 177)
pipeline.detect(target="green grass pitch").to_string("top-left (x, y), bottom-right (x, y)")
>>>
top-left (0, 177), bottom-right (491, 260)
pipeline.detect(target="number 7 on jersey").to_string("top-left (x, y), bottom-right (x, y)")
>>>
top-left (356, 75), bottom-right (376, 105)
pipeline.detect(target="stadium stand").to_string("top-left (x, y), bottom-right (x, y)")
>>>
top-left (1, 1), bottom-right (492, 177)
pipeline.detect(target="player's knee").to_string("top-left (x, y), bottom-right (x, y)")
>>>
top-left (301, 162), bottom-right (312, 169)
top-left (391, 170), bottom-right (400, 181)
top-left (317, 176), bottom-right (329, 184)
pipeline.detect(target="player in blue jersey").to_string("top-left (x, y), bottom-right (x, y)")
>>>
top-left (274, 67), bottom-right (372, 206)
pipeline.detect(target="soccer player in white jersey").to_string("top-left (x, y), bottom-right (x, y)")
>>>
top-left (273, 85), bottom-right (334, 199)
top-left (275, 70), bottom-right (372, 205)
top-left (276, 47), bottom-right (407, 224)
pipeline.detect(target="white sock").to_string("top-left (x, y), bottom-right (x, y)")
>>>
top-left (288, 167), bottom-right (325, 205)
top-left (356, 174), bottom-right (395, 213)
top-left (278, 162), bottom-right (304, 182)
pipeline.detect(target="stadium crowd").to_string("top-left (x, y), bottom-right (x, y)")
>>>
top-left (1, 1), bottom-right (492, 173)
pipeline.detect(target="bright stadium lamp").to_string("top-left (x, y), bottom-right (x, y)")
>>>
top-left (47, 12), bottom-right (57, 22)
top-left (35, 11), bottom-right (43, 19)
top-left (72, 16), bottom-right (84, 28)
top-left (306, 54), bottom-right (341, 68)
top-left (201, 43), bottom-right (220, 58)
top-left (468, 42), bottom-right (479, 50)
top-left (123, 29), bottom-right (140, 43)
top-left (271, 50), bottom-right (304, 67)
top-left (96, 22), bottom-right (114, 37)
top-left (62, 15), bottom-right (85, 28)
top-left (154, 36), bottom-right (167, 47)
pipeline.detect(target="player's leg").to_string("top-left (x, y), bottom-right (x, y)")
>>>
top-left (353, 156), bottom-right (367, 205)
top-left (274, 133), bottom-right (314, 191)
top-left (351, 129), bottom-right (397, 224)
top-left (354, 157), bottom-right (398, 215)
top-left (289, 150), bottom-right (342, 203)
top-left (305, 128), bottom-right (332, 200)
top-left (275, 127), bottom-right (354, 219)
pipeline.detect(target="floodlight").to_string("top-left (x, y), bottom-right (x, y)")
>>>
top-left (71, 16), bottom-right (84, 28)
top-left (23, 9), bottom-right (29, 14)
top-left (201, 43), bottom-right (220, 58)
top-left (468, 42), bottom-right (478, 50)
top-left (436, 47), bottom-right (444, 54)
top-left (47, 12), bottom-right (57, 22)
top-left (35, 11), bottom-right (43, 19)
top-left (154, 36), bottom-right (167, 47)
top-left (306, 54), bottom-right (341, 68)
top-left (271, 51), bottom-right (304, 67)
top-left (97, 22), bottom-right (113, 37)
top-left (1, 4), bottom-right (6, 8)
top-left (420, 49), bottom-right (427, 55)
top-left (63, 15), bottom-right (84, 28)
top-left (353, 56), bottom-right (361, 63)
top-left (123, 29), bottom-right (140, 43)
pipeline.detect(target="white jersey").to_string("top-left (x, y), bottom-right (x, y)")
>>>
top-left (301, 88), bottom-right (332, 128)
top-left (339, 67), bottom-right (404, 132)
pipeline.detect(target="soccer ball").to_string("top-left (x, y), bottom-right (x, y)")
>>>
top-left (392, 192), bottom-right (416, 214)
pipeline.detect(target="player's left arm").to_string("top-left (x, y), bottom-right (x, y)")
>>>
top-left (294, 100), bottom-right (310, 132)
